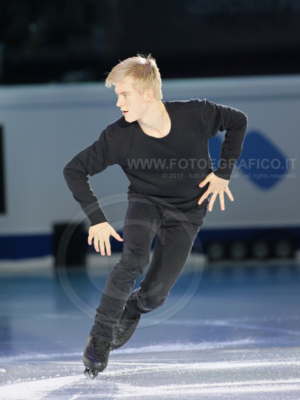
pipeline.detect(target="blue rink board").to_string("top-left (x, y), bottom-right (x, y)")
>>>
top-left (0, 262), bottom-right (300, 399)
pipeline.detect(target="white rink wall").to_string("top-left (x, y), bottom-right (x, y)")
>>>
top-left (0, 75), bottom-right (299, 237)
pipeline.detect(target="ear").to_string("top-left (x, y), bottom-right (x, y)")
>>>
top-left (144, 88), bottom-right (153, 102)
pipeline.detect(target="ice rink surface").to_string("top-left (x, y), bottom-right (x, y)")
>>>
top-left (1, 259), bottom-right (300, 399)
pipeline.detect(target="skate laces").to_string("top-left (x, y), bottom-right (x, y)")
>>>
top-left (116, 309), bottom-right (139, 339)
top-left (123, 308), bottom-right (138, 321)
top-left (91, 337), bottom-right (111, 359)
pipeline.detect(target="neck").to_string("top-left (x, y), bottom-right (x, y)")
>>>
top-left (137, 100), bottom-right (168, 133)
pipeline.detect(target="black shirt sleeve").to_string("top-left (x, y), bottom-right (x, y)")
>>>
top-left (63, 126), bottom-right (119, 225)
top-left (199, 98), bottom-right (248, 180)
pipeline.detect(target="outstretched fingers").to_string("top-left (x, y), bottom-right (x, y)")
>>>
top-left (225, 186), bottom-right (234, 202)
top-left (99, 238), bottom-right (106, 255)
top-left (104, 236), bottom-right (111, 256)
top-left (219, 190), bottom-right (225, 211)
top-left (96, 235), bottom-right (111, 256)
top-left (111, 230), bottom-right (123, 242)
top-left (208, 192), bottom-right (217, 211)
top-left (198, 189), bottom-right (212, 205)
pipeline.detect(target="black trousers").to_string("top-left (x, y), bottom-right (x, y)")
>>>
top-left (90, 195), bottom-right (209, 342)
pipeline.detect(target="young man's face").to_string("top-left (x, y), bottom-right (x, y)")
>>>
top-left (115, 77), bottom-right (148, 123)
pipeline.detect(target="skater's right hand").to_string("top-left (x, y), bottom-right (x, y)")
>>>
top-left (88, 222), bottom-right (123, 256)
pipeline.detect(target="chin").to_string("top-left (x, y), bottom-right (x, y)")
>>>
top-left (125, 114), bottom-right (137, 123)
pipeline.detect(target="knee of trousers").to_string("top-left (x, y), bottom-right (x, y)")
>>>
top-left (130, 287), bottom-right (167, 313)
top-left (117, 251), bottom-right (150, 278)
top-left (143, 292), bottom-right (167, 310)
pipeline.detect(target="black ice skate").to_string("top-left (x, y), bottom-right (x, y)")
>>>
top-left (83, 335), bottom-right (112, 379)
top-left (112, 307), bottom-right (141, 350)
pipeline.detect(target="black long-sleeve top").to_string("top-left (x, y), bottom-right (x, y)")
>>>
top-left (63, 98), bottom-right (248, 225)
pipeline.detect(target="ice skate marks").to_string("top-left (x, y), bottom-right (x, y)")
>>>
top-left (0, 375), bottom-right (81, 400)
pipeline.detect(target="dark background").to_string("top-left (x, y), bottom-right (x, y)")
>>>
top-left (0, 0), bottom-right (300, 84)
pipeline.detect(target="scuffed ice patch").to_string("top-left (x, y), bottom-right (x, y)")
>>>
top-left (1, 348), bottom-right (300, 400)
top-left (114, 338), bottom-right (259, 354)
top-left (0, 375), bottom-right (82, 400)
top-left (1, 376), bottom-right (300, 400)
top-left (0, 339), bottom-right (259, 362)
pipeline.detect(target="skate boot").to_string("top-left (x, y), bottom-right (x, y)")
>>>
top-left (83, 335), bottom-right (112, 379)
top-left (112, 307), bottom-right (141, 350)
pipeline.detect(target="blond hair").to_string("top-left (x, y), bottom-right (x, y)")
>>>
top-left (105, 54), bottom-right (163, 100)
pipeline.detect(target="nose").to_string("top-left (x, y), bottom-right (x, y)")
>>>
top-left (116, 96), bottom-right (122, 107)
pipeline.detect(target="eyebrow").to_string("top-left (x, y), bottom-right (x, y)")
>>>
top-left (115, 91), bottom-right (130, 95)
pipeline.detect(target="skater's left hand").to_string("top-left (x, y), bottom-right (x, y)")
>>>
top-left (198, 172), bottom-right (234, 212)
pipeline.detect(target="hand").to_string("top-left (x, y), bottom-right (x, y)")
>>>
top-left (198, 172), bottom-right (234, 212)
top-left (88, 222), bottom-right (123, 256)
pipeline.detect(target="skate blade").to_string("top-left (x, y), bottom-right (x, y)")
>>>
top-left (84, 367), bottom-right (99, 379)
